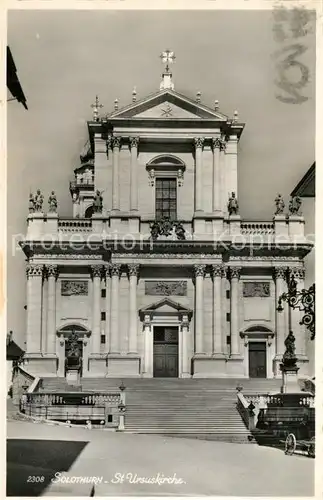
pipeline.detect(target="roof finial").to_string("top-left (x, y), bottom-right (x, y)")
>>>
top-left (214, 99), bottom-right (219, 111)
top-left (196, 91), bottom-right (201, 103)
top-left (160, 49), bottom-right (175, 91)
top-left (90, 95), bottom-right (103, 122)
top-left (233, 110), bottom-right (239, 123)
top-left (114, 98), bottom-right (119, 111)
top-left (132, 87), bottom-right (137, 103)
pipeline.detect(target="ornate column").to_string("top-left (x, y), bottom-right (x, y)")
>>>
top-left (194, 264), bottom-right (206, 354)
top-left (26, 264), bottom-right (43, 353)
top-left (128, 264), bottom-right (139, 353)
top-left (212, 138), bottom-right (222, 213)
top-left (274, 267), bottom-right (288, 357)
top-left (104, 265), bottom-right (111, 352)
top-left (194, 137), bottom-right (204, 212)
top-left (129, 137), bottom-right (139, 211)
top-left (112, 137), bottom-right (121, 211)
top-left (220, 139), bottom-right (227, 213)
top-left (91, 265), bottom-right (102, 353)
top-left (110, 263), bottom-right (121, 353)
top-left (46, 264), bottom-right (58, 354)
top-left (212, 264), bottom-right (224, 354)
top-left (229, 267), bottom-right (242, 356)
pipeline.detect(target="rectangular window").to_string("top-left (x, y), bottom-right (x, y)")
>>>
top-left (101, 312), bottom-right (106, 321)
top-left (226, 313), bottom-right (231, 322)
top-left (155, 178), bottom-right (177, 220)
top-left (101, 334), bottom-right (106, 344)
top-left (101, 289), bottom-right (106, 298)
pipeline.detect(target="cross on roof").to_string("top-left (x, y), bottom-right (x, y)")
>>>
top-left (90, 95), bottom-right (103, 121)
top-left (160, 49), bottom-right (176, 73)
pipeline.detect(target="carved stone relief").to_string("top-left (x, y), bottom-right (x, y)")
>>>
top-left (243, 282), bottom-right (270, 298)
top-left (61, 280), bottom-right (88, 296)
top-left (145, 281), bottom-right (187, 296)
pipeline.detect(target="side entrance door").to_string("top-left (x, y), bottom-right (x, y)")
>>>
top-left (153, 326), bottom-right (179, 378)
top-left (248, 341), bottom-right (267, 378)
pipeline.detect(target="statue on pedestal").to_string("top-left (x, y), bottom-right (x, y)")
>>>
top-left (289, 196), bottom-right (302, 215)
top-left (28, 193), bottom-right (35, 213)
top-left (48, 191), bottom-right (58, 213)
top-left (282, 331), bottom-right (298, 369)
top-left (34, 189), bottom-right (44, 212)
top-left (174, 221), bottom-right (186, 240)
top-left (275, 194), bottom-right (285, 215)
top-left (228, 192), bottom-right (239, 215)
top-left (93, 190), bottom-right (103, 214)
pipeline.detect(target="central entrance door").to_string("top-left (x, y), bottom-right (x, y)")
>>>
top-left (153, 326), bottom-right (179, 378)
top-left (248, 341), bottom-right (267, 378)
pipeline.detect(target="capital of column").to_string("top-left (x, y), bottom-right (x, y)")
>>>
top-left (194, 264), bottom-right (206, 277)
top-left (212, 137), bottom-right (226, 152)
top-left (110, 263), bottom-right (121, 277)
top-left (273, 266), bottom-right (288, 281)
top-left (229, 266), bottom-right (242, 280)
top-left (211, 264), bottom-right (225, 278)
top-left (112, 136), bottom-right (121, 149)
top-left (91, 265), bottom-right (103, 279)
top-left (129, 136), bottom-right (139, 149)
top-left (180, 320), bottom-right (190, 332)
top-left (194, 137), bottom-right (205, 149)
top-left (128, 263), bottom-right (140, 277)
top-left (46, 264), bottom-right (58, 279)
top-left (26, 264), bottom-right (43, 278)
top-left (289, 267), bottom-right (305, 280)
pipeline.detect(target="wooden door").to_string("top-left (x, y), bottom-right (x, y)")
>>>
top-left (153, 327), bottom-right (178, 378)
top-left (248, 342), bottom-right (267, 378)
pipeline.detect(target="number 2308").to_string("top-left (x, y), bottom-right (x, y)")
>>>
top-left (27, 476), bottom-right (45, 483)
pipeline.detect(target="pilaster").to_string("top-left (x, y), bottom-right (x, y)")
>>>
top-left (128, 264), bottom-right (139, 353)
top-left (26, 264), bottom-right (43, 353)
top-left (112, 137), bottom-right (121, 211)
top-left (46, 264), bottom-right (58, 354)
top-left (129, 137), bottom-right (139, 211)
top-left (109, 263), bottom-right (121, 353)
top-left (229, 266), bottom-right (242, 357)
top-left (194, 137), bottom-right (204, 213)
top-left (194, 264), bottom-right (206, 354)
top-left (91, 265), bottom-right (102, 353)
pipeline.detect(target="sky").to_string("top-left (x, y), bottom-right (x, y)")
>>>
top-left (7, 9), bottom-right (315, 346)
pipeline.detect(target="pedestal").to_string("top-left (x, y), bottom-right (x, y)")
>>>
top-left (107, 354), bottom-right (140, 377)
top-left (87, 354), bottom-right (108, 377)
top-left (280, 365), bottom-right (300, 393)
top-left (23, 354), bottom-right (58, 377)
top-left (228, 215), bottom-right (241, 236)
top-left (192, 354), bottom-right (227, 377)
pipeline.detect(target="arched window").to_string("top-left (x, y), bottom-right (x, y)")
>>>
top-left (146, 155), bottom-right (186, 221)
top-left (85, 205), bottom-right (94, 218)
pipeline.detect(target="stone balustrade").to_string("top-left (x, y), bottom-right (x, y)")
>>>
top-left (24, 213), bottom-right (307, 244)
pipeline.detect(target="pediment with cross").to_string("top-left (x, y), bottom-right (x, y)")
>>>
top-left (107, 90), bottom-right (228, 121)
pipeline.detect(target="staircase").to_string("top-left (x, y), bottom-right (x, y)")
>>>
top-left (38, 377), bottom-right (282, 442)
top-left (80, 377), bottom-right (282, 442)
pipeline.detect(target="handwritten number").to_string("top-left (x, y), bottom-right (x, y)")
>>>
top-left (274, 44), bottom-right (309, 104)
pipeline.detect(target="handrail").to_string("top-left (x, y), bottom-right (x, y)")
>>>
top-left (27, 377), bottom-right (41, 393)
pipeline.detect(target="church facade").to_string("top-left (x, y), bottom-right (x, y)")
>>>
top-left (21, 53), bottom-right (312, 381)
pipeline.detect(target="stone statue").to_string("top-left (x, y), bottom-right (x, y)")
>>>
top-left (48, 191), bottom-right (58, 213)
top-left (275, 194), bottom-right (285, 215)
top-left (174, 221), bottom-right (186, 240)
top-left (228, 192), bottom-right (239, 216)
top-left (28, 193), bottom-right (35, 213)
top-left (282, 331), bottom-right (298, 369)
top-left (34, 189), bottom-right (44, 212)
top-left (93, 190), bottom-right (103, 214)
top-left (289, 196), bottom-right (302, 215)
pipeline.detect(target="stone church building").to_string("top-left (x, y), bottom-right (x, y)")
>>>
top-left (21, 52), bottom-right (312, 381)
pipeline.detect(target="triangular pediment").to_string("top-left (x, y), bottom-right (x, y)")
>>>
top-left (107, 90), bottom-right (228, 121)
top-left (139, 297), bottom-right (192, 316)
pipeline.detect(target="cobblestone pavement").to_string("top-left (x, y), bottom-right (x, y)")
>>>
top-left (7, 419), bottom-right (314, 497)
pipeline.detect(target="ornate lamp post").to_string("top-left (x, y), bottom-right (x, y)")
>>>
top-left (277, 271), bottom-right (315, 340)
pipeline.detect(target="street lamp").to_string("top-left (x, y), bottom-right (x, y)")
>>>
top-left (277, 270), bottom-right (315, 340)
